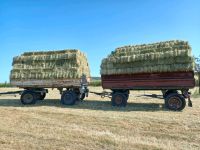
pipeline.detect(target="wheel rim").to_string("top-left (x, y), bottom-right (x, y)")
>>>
top-left (23, 93), bottom-right (34, 103)
top-left (168, 96), bottom-right (182, 110)
top-left (115, 95), bottom-right (123, 105)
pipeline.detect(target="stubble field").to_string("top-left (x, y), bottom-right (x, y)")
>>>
top-left (0, 87), bottom-right (200, 150)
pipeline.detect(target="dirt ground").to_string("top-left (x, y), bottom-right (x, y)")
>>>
top-left (0, 87), bottom-right (200, 150)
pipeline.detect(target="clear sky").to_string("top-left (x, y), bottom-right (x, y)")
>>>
top-left (0, 0), bottom-right (200, 82)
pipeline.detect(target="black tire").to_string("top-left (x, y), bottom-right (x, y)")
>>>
top-left (111, 92), bottom-right (127, 107)
top-left (74, 92), bottom-right (85, 101)
top-left (20, 91), bottom-right (37, 105)
top-left (37, 93), bottom-right (46, 100)
top-left (165, 93), bottom-right (186, 111)
top-left (125, 94), bottom-right (129, 100)
top-left (61, 91), bottom-right (77, 105)
top-left (79, 93), bottom-right (85, 100)
top-left (163, 90), bottom-right (178, 99)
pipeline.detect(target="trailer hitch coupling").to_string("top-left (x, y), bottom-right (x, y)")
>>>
top-left (101, 91), bottom-right (112, 98)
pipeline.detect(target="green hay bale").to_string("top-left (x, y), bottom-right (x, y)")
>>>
top-left (101, 40), bottom-right (194, 75)
top-left (109, 40), bottom-right (191, 58)
top-left (10, 49), bottom-right (90, 81)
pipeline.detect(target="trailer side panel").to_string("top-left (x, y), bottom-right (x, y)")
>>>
top-left (101, 71), bottom-right (195, 90)
top-left (11, 77), bottom-right (90, 88)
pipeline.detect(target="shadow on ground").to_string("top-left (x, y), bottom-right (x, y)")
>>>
top-left (0, 98), bottom-right (166, 112)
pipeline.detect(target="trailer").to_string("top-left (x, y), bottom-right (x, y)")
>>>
top-left (101, 71), bottom-right (195, 111)
top-left (9, 75), bottom-right (90, 105)
top-left (0, 71), bottom-right (195, 111)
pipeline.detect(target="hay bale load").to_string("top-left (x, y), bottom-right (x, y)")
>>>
top-left (10, 49), bottom-right (90, 81)
top-left (101, 40), bottom-right (194, 75)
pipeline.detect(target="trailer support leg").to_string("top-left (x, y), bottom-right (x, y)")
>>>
top-left (182, 90), bottom-right (192, 107)
top-left (188, 96), bottom-right (192, 107)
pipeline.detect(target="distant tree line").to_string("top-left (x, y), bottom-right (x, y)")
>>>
top-left (195, 55), bottom-right (200, 72)
top-left (0, 82), bottom-right (12, 88)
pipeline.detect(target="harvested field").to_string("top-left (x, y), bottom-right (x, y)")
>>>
top-left (0, 87), bottom-right (200, 150)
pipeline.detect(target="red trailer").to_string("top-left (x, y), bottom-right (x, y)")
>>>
top-left (101, 71), bottom-right (195, 111)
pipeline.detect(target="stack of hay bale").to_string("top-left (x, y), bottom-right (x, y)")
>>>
top-left (101, 40), bottom-right (194, 75)
top-left (10, 49), bottom-right (90, 80)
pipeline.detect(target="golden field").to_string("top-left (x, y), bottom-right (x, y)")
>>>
top-left (0, 87), bottom-right (200, 150)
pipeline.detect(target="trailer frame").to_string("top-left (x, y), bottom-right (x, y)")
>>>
top-left (9, 75), bottom-right (90, 105)
top-left (101, 71), bottom-right (195, 111)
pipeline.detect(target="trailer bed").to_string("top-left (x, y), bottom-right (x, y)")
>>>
top-left (11, 78), bottom-right (90, 88)
top-left (101, 71), bottom-right (195, 90)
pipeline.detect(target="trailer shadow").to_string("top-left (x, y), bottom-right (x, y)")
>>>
top-left (74, 100), bottom-right (166, 112)
top-left (139, 94), bottom-right (164, 99)
top-left (0, 98), bottom-right (166, 112)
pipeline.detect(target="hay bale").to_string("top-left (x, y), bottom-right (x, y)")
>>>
top-left (10, 49), bottom-right (90, 81)
top-left (101, 40), bottom-right (194, 75)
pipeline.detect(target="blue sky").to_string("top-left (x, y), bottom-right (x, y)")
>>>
top-left (0, 0), bottom-right (200, 82)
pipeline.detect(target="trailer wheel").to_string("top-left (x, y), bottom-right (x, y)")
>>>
top-left (61, 91), bottom-right (77, 105)
top-left (163, 90), bottom-right (178, 99)
top-left (125, 94), bottom-right (129, 100)
top-left (165, 93), bottom-right (186, 111)
top-left (74, 89), bottom-right (85, 101)
top-left (111, 93), bottom-right (127, 107)
top-left (80, 93), bottom-right (85, 100)
top-left (37, 93), bottom-right (46, 100)
top-left (21, 91), bottom-right (37, 105)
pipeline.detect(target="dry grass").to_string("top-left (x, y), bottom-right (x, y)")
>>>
top-left (0, 87), bottom-right (200, 150)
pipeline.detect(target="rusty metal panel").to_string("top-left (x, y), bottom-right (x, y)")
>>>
top-left (101, 71), bottom-right (195, 90)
